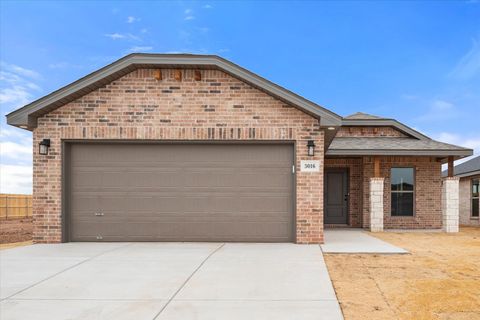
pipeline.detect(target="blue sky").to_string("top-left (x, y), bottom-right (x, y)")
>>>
top-left (1, 1), bottom-right (479, 194)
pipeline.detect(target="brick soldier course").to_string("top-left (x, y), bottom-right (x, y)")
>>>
top-left (6, 54), bottom-right (473, 243)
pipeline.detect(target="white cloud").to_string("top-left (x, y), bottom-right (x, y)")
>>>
top-left (104, 33), bottom-right (140, 41)
top-left (400, 94), bottom-right (418, 101)
top-left (435, 132), bottom-right (480, 155)
top-left (449, 37), bottom-right (480, 80)
top-left (126, 16), bottom-right (140, 23)
top-left (431, 99), bottom-right (454, 110)
top-left (48, 62), bottom-right (83, 69)
top-left (0, 164), bottom-right (32, 194)
top-left (0, 141), bottom-right (32, 160)
top-left (104, 33), bottom-right (126, 40)
top-left (0, 62), bottom-right (42, 113)
top-left (415, 99), bottom-right (460, 122)
top-left (125, 46), bottom-right (153, 53)
top-left (0, 126), bottom-right (29, 139)
top-left (1, 62), bottom-right (40, 80)
top-left (203, 4), bottom-right (212, 9)
top-left (435, 132), bottom-right (480, 168)
top-left (184, 8), bottom-right (195, 20)
top-left (197, 27), bottom-right (210, 33)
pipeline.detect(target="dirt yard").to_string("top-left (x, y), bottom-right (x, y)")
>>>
top-left (324, 227), bottom-right (480, 320)
top-left (0, 217), bottom-right (32, 244)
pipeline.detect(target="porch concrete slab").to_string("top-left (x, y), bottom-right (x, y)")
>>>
top-left (176, 243), bottom-right (337, 301)
top-left (321, 229), bottom-right (408, 254)
top-left (0, 299), bottom-right (166, 320)
top-left (157, 300), bottom-right (343, 320)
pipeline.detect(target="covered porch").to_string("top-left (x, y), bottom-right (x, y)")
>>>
top-left (323, 141), bottom-right (471, 232)
top-left (323, 155), bottom-right (464, 233)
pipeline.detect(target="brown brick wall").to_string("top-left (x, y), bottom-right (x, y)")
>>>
top-left (459, 176), bottom-right (480, 226)
top-left (336, 126), bottom-right (407, 137)
top-left (324, 158), bottom-right (363, 227)
top-left (33, 68), bottom-right (325, 244)
top-left (0, 218), bottom-right (33, 244)
top-left (363, 156), bottom-right (442, 229)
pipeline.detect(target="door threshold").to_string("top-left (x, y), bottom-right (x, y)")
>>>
top-left (324, 224), bottom-right (351, 228)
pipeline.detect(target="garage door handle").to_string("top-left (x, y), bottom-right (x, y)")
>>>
top-left (95, 212), bottom-right (104, 216)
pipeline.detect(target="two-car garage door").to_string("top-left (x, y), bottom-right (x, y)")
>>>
top-left (67, 143), bottom-right (294, 242)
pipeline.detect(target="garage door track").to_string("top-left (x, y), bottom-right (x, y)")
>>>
top-left (0, 243), bottom-right (343, 319)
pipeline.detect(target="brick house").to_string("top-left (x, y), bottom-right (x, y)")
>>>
top-left (6, 54), bottom-right (473, 243)
top-left (443, 156), bottom-right (479, 226)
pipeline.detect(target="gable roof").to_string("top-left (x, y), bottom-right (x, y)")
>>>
top-left (442, 155), bottom-right (480, 178)
top-left (341, 112), bottom-right (429, 140)
top-left (344, 112), bottom-right (383, 120)
top-left (6, 53), bottom-right (342, 130)
top-left (327, 111), bottom-right (473, 160)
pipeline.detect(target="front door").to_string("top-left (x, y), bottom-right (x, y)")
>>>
top-left (324, 168), bottom-right (348, 224)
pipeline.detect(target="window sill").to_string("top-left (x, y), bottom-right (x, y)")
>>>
top-left (390, 215), bottom-right (415, 218)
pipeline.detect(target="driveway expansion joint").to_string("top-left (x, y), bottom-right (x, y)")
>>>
top-left (1, 243), bottom-right (133, 301)
top-left (152, 242), bottom-right (226, 320)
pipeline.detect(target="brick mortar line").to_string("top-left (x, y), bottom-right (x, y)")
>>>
top-left (152, 243), bottom-right (226, 320)
top-left (1, 243), bottom-right (133, 301)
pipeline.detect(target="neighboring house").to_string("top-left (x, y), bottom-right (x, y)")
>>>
top-left (6, 54), bottom-right (473, 244)
top-left (443, 156), bottom-right (480, 226)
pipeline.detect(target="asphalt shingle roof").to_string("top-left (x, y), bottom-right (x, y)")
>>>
top-left (451, 155), bottom-right (480, 177)
top-left (327, 137), bottom-right (471, 157)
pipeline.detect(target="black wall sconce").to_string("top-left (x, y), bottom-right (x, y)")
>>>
top-left (307, 140), bottom-right (315, 157)
top-left (39, 139), bottom-right (50, 155)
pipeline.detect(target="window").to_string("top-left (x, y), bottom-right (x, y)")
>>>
top-left (472, 179), bottom-right (479, 218)
top-left (391, 168), bottom-right (414, 216)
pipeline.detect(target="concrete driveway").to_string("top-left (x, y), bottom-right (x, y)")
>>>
top-left (0, 243), bottom-right (343, 320)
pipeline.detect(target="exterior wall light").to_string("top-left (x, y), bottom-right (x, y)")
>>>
top-left (307, 140), bottom-right (315, 157)
top-left (39, 139), bottom-right (51, 155)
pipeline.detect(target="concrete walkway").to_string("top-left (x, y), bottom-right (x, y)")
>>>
top-left (0, 243), bottom-right (343, 320)
top-left (321, 229), bottom-right (408, 254)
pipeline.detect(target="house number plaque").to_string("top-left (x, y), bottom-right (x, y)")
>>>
top-left (300, 160), bottom-right (320, 172)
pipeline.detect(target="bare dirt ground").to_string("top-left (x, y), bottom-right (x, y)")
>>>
top-left (324, 227), bottom-right (480, 320)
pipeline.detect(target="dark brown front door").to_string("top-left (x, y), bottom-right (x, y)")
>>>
top-left (324, 168), bottom-right (348, 224)
top-left (67, 143), bottom-right (294, 242)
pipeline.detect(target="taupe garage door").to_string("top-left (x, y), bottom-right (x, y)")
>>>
top-left (67, 143), bottom-right (294, 242)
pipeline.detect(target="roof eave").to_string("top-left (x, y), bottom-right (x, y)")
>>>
top-left (326, 149), bottom-right (473, 157)
top-left (455, 169), bottom-right (480, 178)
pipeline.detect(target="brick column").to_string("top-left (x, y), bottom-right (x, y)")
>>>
top-left (442, 177), bottom-right (459, 233)
top-left (369, 177), bottom-right (384, 232)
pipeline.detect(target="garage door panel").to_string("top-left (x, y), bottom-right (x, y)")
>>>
top-left (68, 143), bottom-right (294, 242)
